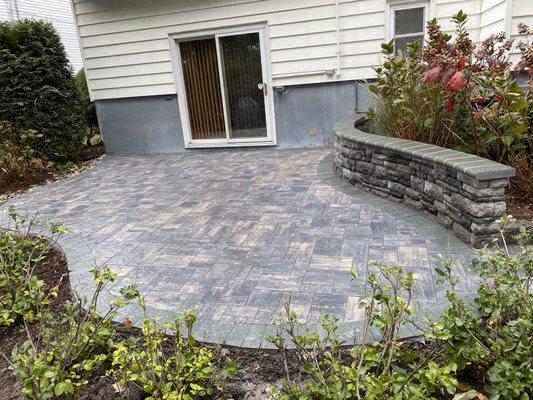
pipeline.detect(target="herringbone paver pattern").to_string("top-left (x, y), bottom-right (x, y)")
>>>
top-left (3, 148), bottom-right (476, 347)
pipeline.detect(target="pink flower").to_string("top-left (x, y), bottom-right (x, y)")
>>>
top-left (472, 111), bottom-right (481, 121)
top-left (422, 66), bottom-right (442, 84)
top-left (444, 97), bottom-right (455, 112)
top-left (446, 71), bottom-right (465, 92)
top-left (457, 57), bottom-right (467, 70)
top-left (442, 68), bottom-right (455, 85)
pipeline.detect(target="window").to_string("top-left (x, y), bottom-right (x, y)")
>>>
top-left (390, 4), bottom-right (427, 56)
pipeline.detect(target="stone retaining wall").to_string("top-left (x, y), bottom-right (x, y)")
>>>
top-left (333, 116), bottom-right (516, 246)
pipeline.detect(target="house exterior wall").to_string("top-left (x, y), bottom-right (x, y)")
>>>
top-left (73, 0), bottom-right (532, 154)
top-left (0, 0), bottom-right (83, 71)
top-left (72, 0), bottom-right (488, 102)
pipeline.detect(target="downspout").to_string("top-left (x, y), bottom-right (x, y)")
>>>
top-left (335, 0), bottom-right (341, 77)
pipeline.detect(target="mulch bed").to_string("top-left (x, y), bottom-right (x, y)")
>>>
top-left (0, 144), bottom-right (105, 204)
top-left (507, 193), bottom-right (533, 221)
top-left (0, 246), bottom-right (70, 400)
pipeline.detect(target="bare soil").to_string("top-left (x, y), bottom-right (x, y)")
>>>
top-left (507, 193), bottom-right (533, 221)
top-left (0, 144), bottom-right (105, 203)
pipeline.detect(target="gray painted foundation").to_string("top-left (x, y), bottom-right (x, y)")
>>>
top-left (96, 95), bottom-right (185, 154)
top-left (95, 80), bottom-right (372, 154)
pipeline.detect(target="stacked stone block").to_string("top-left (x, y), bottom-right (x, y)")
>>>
top-left (333, 116), bottom-right (516, 246)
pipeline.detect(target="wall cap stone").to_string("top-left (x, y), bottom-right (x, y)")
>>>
top-left (334, 116), bottom-right (516, 181)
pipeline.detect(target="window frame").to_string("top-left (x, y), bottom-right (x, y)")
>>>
top-left (389, 2), bottom-right (429, 52)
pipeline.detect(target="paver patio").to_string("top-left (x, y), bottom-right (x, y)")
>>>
top-left (2, 148), bottom-right (476, 347)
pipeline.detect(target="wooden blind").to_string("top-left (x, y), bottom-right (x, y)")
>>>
top-left (179, 39), bottom-right (226, 140)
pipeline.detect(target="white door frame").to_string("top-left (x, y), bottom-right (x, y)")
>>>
top-left (169, 24), bottom-right (276, 149)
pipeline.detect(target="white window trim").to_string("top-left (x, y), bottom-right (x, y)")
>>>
top-left (388, 2), bottom-right (429, 45)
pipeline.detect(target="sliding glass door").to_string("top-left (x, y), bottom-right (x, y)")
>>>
top-left (176, 28), bottom-right (273, 147)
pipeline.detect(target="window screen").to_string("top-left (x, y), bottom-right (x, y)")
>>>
top-left (393, 6), bottom-right (425, 56)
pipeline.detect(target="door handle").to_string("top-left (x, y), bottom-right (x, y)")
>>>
top-left (257, 83), bottom-right (267, 96)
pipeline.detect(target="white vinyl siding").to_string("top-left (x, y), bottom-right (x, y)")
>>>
top-left (72, 0), bottom-right (532, 101)
top-left (73, 0), bottom-right (392, 100)
top-left (434, 0), bottom-right (482, 39)
top-left (510, 0), bottom-right (533, 65)
top-left (479, 0), bottom-right (507, 39)
top-left (0, 0), bottom-right (83, 71)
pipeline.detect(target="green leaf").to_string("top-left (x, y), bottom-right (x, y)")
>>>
top-left (508, 99), bottom-right (529, 111)
top-left (54, 382), bottom-right (65, 396)
top-left (424, 118), bottom-right (434, 127)
top-left (512, 124), bottom-right (527, 136)
top-left (502, 135), bottom-right (514, 147)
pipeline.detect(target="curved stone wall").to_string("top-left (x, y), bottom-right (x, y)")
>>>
top-left (333, 116), bottom-right (516, 246)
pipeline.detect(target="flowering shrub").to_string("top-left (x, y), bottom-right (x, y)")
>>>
top-left (369, 11), bottom-right (532, 198)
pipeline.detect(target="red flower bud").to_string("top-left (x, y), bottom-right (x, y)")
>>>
top-left (457, 57), bottom-right (467, 70)
top-left (444, 97), bottom-right (455, 113)
top-left (422, 66), bottom-right (442, 84)
top-left (472, 111), bottom-right (480, 121)
top-left (446, 71), bottom-right (465, 92)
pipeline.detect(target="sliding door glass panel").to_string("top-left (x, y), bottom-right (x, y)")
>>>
top-left (219, 33), bottom-right (267, 139)
top-left (180, 39), bottom-right (226, 140)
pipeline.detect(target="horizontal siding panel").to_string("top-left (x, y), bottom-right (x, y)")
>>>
top-left (481, 0), bottom-right (504, 11)
top-left (83, 38), bottom-right (169, 58)
top-left (3, 0), bottom-right (83, 71)
top-left (77, 1), bottom-right (335, 33)
top-left (87, 62), bottom-right (172, 79)
top-left (435, 2), bottom-right (480, 18)
top-left (271, 26), bottom-right (385, 51)
top-left (480, 2), bottom-right (506, 27)
top-left (271, 39), bottom-right (382, 63)
top-left (91, 83), bottom-right (177, 100)
top-left (89, 72), bottom-right (174, 90)
top-left (512, 0), bottom-right (532, 17)
top-left (273, 66), bottom-right (375, 85)
top-left (269, 11), bottom-right (384, 38)
top-left (83, 51), bottom-right (171, 69)
top-left (271, 53), bottom-right (381, 75)
top-left (75, 0), bottom-right (267, 23)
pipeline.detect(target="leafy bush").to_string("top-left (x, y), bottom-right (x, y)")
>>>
top-left (10, 266), bottom-right (138, 399)
top-left (0, 207), bottom-right (67, 325)
top-left (265, 263), bottom-right (458, 399)
top-left (368, 12), bottom-right (532, 198)
top-left (428, 217), bottom-right (533, 399)
top-left (111, 298), bottom-right (237, 400)
top-left (74, 68), bottom-right (101, 146)
top-left (0, 19), bottom-right (84, 162)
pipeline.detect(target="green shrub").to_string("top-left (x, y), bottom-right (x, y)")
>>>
top-left (428, 216), bottom-right (533, 399)
top-left (0, 207), bottom-right (67, 325)
top-left (265, 263), bottom-right (458, 399)
top-left (111, 298), bottom-right (236, 400)
top-left (0, 19), bottom-right (84, 162)
top-left (10, 266), bottom-right (138, 399)
top-left (74, 68), bottom-right (101, 146)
